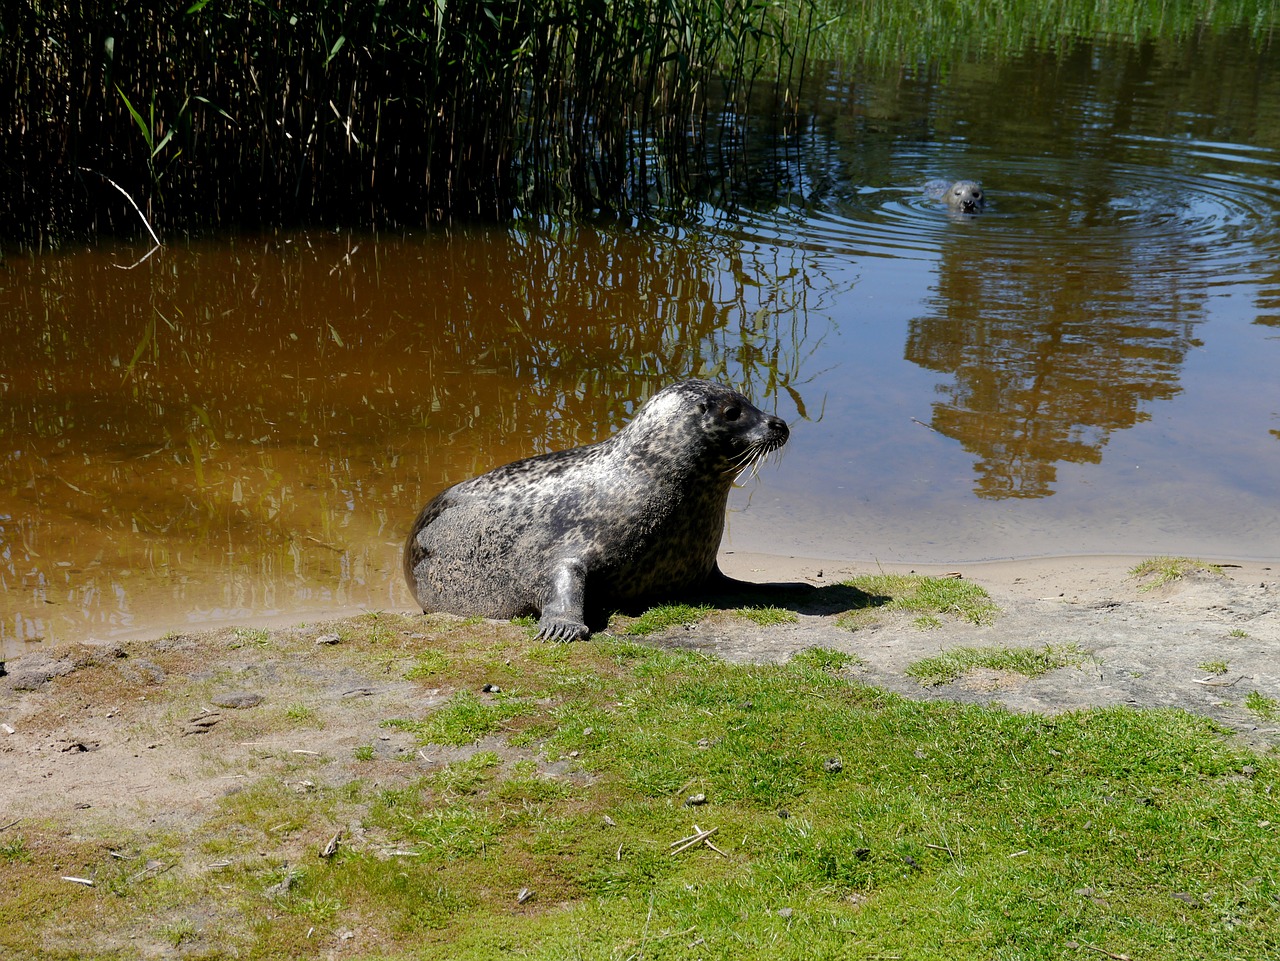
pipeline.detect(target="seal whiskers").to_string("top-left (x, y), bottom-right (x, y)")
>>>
top-left (404, 380), bottom-right (790, 641)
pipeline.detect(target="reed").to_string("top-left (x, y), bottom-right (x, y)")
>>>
top-left (0, 0), bottom-right (817, 245)
top-left (4, 1), bottom-right (1272, 244)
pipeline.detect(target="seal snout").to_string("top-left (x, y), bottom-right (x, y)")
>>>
top-left (764, 414), bottom-right (790, 447)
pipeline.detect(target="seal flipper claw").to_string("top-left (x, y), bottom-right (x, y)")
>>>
top-left (536, 618), bottom-right (589, 643)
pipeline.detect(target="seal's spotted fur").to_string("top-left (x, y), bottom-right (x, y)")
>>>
top-left (403, 380), bottom-right (789, 640)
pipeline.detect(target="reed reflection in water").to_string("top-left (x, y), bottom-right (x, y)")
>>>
top-left (0, 226), bottom-right (830, 653)
top-left (702, 28), bottom-right (1280, 562)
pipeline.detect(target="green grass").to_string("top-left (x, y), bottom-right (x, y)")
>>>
top-left (1199, 661), bottom-right (1230, 675)
top-left (836, 573), bottom-right (999, 630)
top-left (297, 644), bottom-right (1277, 958)
top-left (229, 626), bottom-right (271, 648)
top-left (383, 690), bottom-right (528, 746)
top-left (405, 650), bottom-right (452, 680)
top-left (2, 630), bottom-right (1277, 961)
top-left (621, 603), bottom-right (714, 635)
top-left (1129, 556), bottom-right (1224, 591)
top-left (0, 837), bottom-right (31, 864)
top-left (284, 703), bottom-right (319, 724)
top-left (905, 643), bottom-right (1088, 686)
top-left (735, 605), bottom-right (800, 626)
top-left (1244, 691), bottom-right (1280, 722)
top-left (157, 918), bottom-right (196, 947)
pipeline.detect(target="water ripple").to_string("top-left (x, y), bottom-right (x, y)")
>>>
top-left (711, 137), bottom-right (1280, 291)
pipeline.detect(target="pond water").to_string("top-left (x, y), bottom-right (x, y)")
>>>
top-left (4, 27), bottom-right (1280, 656)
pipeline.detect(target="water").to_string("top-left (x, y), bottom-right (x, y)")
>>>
top-left (4, 28), bottom-right (1280, 656)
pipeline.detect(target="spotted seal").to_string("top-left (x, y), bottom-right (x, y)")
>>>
top-left (925, 179), bottom-right (985, 213)
top-left (403, 380), bottom-right (790, 640)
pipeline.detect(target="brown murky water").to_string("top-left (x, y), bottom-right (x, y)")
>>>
top-left (5, 27), bottom-right (1280, 657)
top-left (0, 227), bottom-right (822, 653)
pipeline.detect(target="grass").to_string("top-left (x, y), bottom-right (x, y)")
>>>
top-left (735, 605), bottom-right (800, 626)
top-left (835, 573), bottom-right (999, 630)
top-left (0, 837), bottom-right (31, 864)
top-left (383, 689), bottom-right (529, 746)
top-left (1245, 691), bottom-right (1280, 722)
top-left (905, 643), bottom-right (1088, 686)
top-left (2, 615), bottom-right (1277, 961)
top-left (820, 0), bottom-right (1280, 70)
top-left (1199, 661), bottom-right (1230, 676)
top-left (1129, 556), bottom-right (1224, 591)
top-left (230, 627), bottom-right (272, 648)
top-left (285, 703), bottom-right (319, 724)
top-left (621, 603), bottom-right (714, 635)
top-left (157, 918), bottom-right (196, 947)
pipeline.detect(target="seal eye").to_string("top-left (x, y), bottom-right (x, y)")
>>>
top-left (722, 405), bottom-right (741, 421)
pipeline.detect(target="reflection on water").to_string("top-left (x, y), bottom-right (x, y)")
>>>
top-left (5, 26), bottom-right (1280, 655)
top-left (715, 28), bottom-right (1280, 503)
top-left (0, 227), bottom-right (829, 653)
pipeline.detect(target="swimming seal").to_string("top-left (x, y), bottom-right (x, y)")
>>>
top-left (403, 380), bottom-right (790, 641)
top-left (925, 179), bottom-right (984, 213)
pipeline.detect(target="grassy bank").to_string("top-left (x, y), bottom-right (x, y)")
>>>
top-left (1, 600), bottom-right (1276, 959)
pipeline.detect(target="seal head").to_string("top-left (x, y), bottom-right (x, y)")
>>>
top-left (942, 179), bottom-right (984, 213)
top-left (403, 380), bottom-right (789, 641)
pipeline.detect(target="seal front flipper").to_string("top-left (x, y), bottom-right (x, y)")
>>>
top-left (536, 558), bottom-right (589, 642)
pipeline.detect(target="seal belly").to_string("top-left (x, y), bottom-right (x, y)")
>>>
top-left (405, 489), bottom-right (540, 620)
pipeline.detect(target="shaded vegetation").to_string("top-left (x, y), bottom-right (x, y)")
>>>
top-left (0, 0), bottom-right (818, 244)
top-left (5, 2), bottom-right (1276, 244)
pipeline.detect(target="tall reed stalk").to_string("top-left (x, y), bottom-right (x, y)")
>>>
top-left (0, 0), bottom-right (818, 245)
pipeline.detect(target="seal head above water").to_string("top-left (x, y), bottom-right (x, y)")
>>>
top-left (403, 380), bottom-right (790, 641)
top-left (925, 179), bottom-right (985, 213)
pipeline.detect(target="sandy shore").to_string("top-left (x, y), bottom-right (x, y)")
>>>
top-left (719, 549), bottom-right (1276, 600)
top-left (2, 549), bottom-right (1277, 825)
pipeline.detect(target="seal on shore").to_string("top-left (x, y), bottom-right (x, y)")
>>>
top-left (925, 179), bottom-right (985, 213)
top-left (403, 380), bottom-right (790, 641)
